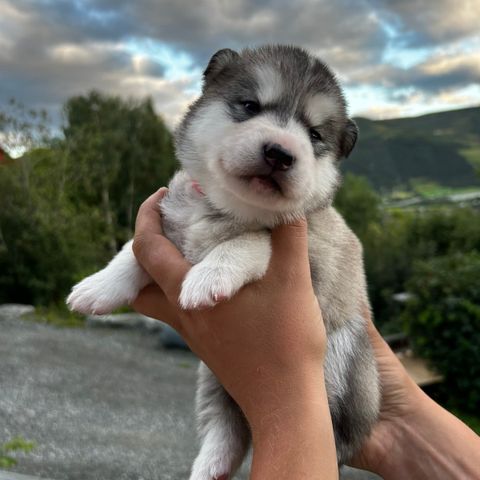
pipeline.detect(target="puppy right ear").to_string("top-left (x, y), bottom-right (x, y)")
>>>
top-left (203, 48), bottom-right (239, 83)
top-left (340, 119), bottom-right (358, 158)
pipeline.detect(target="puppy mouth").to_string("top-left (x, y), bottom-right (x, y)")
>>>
top-left (241, 174), bottom-right (283, 194)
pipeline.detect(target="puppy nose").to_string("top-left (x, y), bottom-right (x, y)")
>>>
top-left (263, 143), bottom-right (295, 171)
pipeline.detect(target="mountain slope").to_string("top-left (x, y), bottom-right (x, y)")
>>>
top-left (342, 107), bottom-right (480, 192)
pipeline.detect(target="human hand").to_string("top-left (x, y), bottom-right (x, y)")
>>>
top-left (132, 188), bottom-right (339, 479)
top-left (132, 188), bottom-right (327, 425)
top-left (352, 310), bottom-right (480, 480)
top-left (350, 310), bottom-right (421, 473)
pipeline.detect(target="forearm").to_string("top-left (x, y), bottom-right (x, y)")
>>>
top-left (248, 369), bottom-right (338, 480)
top-left (376, 389), bottom-right (480, 480)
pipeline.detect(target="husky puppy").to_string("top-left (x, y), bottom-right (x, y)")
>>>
top-left (67, 45), bottom-right (380, 479)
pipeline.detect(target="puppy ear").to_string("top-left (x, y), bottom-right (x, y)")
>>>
top-left (340, 119), bottom-right (358, 158)
top-left (203, 48), bottom-right (239, 82)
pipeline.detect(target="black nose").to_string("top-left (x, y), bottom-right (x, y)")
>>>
top-left (263, 143), bottom-right (295, 171)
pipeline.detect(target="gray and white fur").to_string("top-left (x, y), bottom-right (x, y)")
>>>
top-left (67, 45), bottom-right (380, 479)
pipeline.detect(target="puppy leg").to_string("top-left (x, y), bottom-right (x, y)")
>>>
top-left (179, 231), bottom-right (271, 309)
top-left (190, 362), bottom-right (250, 480)
top-left (66, 240), bottom-right (151, 315)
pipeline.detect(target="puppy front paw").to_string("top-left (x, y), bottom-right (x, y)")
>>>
top-left (189, 437), bottom-right (235, 480)
top-left (179, 264), bottom-right (240, 310)
top-left (67, 270), bottom-right (134, 315)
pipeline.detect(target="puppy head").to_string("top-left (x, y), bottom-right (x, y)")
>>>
top-left (176, 45), bottom-right (357, 224)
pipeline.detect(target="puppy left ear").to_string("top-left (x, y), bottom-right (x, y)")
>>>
top-left (203, 48), bottom-right (240, 83)
top-left (340, 119), bottom-right (358, 158)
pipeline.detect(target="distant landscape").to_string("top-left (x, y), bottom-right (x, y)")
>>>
top-left (1, 94), bottom-right (479, 423)
top-left (344, 106), bottom-right (480, 196)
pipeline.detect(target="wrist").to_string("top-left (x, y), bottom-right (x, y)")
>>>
top-left (242, 360), bottom-right (326, 430)
top-left (356, 379), bottom-right (425, 476)
top-left (249, 368), bottom-right (338, 480)
top-left (374, 389), bottom-right (480, 480)
top-left (374, 393), bottom-right (443, 480)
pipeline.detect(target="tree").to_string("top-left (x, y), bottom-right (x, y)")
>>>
top-left (335, 173), bottom-right (480, 330)
top-left (0, 98), bottom-right (50, 156)
top-left (0, 93), bottom-right (178, 305)
top-left (0, 148), bottom-right (97, 304)
top-left (335, 173), bottom-right (381, 240)
top-left (63, 91), bottom-right (177, 254)
top-left (404, 252), bottom-right (480, 413)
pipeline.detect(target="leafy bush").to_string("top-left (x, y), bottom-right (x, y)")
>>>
top-left (335, 174), bottom-right (480, 329)
top-left (403, 252), bottom-right (480, 413)
top-left (28, 305), bottom-right (85, 328)
top-left (0, 149), bottom-right (104, 304)
top-left (0, 92), bottom-right (177, 306)
top-left (335, 173), bottom-right (381, 238)
top-left (0, 437), bottom-right (35, 468)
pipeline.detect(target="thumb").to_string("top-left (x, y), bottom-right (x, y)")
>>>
top-left (133, 187), bottom-right (191, 305)
top-left (267, 218), bottom-right (310, 280)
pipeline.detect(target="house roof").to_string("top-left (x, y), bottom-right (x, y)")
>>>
top-left (0, 146), bottom-right (9, 163)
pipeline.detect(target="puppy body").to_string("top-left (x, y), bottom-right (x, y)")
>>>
top-left (67, 45), bottom-right (380, 479)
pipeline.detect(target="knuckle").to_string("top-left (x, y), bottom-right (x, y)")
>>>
top-left (286, 221), bottom-right (308, 239)
top-left (132, 233), bottom-right (148, 259)
top-left (137, 198), bottom-right (151, 216)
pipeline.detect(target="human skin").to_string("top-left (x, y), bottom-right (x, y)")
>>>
top-left (132, 188), bottom-right (480, 480)
top-left (132, 188), bottom-right (338, 480)
top-left (352, 308), bottom-right (480, 480)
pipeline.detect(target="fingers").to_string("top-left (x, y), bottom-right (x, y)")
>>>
top-left (134, 235), bottom-right (190, 304)
top-left (266, 218), bottom-right (311, 281)
top-left (134, 187), bottom-right (168, 236)
top-left (133, 187), bottom-right (191, 305)
top-left (132, 284), bottom-right (182, 332)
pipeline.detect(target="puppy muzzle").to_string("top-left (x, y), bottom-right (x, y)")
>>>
top-left (263, 143), bottom-right (296, 171)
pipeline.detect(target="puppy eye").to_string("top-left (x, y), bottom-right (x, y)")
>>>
top-left (309, 128), bottom-right (323, 143)
top-left (241, 100), bottom-right (261, 115)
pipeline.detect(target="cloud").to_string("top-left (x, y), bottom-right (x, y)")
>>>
top-left (348, 83), bottom-right (480, 120)
top-left (347, 46), bottom-right (480, 94)
top-left (367, 0), bottom-right (480, 47)
top-left (0, 0), bottom-right (479, 127)
top-left (0, 0), bottom-right (386, 124)
top-left (0, 1), bottom-right (180, 123)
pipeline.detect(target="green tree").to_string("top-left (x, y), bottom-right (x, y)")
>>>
top-left (335, 173), bottom-right (480, 329)
top-left (335, 173), bottom-right (381, 239)
top-left (0, 148), bottom-right (102, 304)
top-left (404, 252), bottom-right (480, 413)
top-left (63, 91), bottom-right (177, 254)
top-left (0, 93), bottom-right (178, 305)
top-left (0, 102), bottom-right (81, 304)
top-left (0, 98), bottom-right (50, 155)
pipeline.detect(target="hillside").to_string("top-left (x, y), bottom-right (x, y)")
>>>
top-left (343, 106), bottom-right (480, 192)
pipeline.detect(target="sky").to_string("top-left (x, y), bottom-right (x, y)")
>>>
top-left (1, 0), bottom-right (479, 128)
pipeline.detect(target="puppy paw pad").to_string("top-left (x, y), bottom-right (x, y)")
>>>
top-left (179, 265), bottom-right (237, 310)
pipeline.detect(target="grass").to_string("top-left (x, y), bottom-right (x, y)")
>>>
top-left (177, 361), bottom-right (194, 369)
top-left (0, 437), bottom-right (36, 468)
top-left (410, 180), bottom-right (480, 199)
top-left (388, 189), bottom-right (414, 201)
top-left (386, 181), bottom-right (480, 206)
top-left (460, 144), bottom-right (480, 169)
top-left (21, 302), bottom-right (142, 328)
top-left (24, 304), bottom-right (85, 328)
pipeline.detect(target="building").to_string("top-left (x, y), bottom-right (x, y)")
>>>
top-left (0, 146), bottom-right (9, 164)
